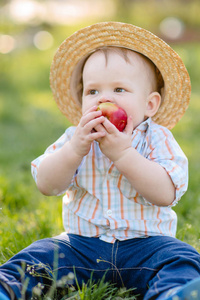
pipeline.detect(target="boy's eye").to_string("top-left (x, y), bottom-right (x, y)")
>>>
top-left (115, 88), bottom-right (125, 93)
top-left (89, 89), bottom-right (98, 95)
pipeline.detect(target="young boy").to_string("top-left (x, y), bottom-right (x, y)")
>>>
top-left (0, 22), bottom-right (200, 300)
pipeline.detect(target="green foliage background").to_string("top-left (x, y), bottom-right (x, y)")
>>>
top-left (0, 0), bottom-right (200, 266)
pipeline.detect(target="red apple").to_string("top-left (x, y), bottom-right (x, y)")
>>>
top-left (97, 103), bottom-right (127, 132)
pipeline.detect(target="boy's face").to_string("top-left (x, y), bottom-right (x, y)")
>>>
top-left (82, 49), bottom-right (157, 130)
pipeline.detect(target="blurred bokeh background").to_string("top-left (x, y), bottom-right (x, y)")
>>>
top-left (0, 0), bottom-right (200, 259)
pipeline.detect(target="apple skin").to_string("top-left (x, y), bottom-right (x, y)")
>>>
top-left (97, 103), bottom-right (127, 132)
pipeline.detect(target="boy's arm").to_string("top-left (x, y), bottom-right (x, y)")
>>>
top-left (96, 117), bottom-right (176, 207)
top-left (36, 141), bottom-right (83, 196)
top-left (114, 148), bottom-right (175, 206)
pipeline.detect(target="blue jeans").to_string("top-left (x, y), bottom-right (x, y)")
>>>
top-left (0, 234), bottom-right (199, 299)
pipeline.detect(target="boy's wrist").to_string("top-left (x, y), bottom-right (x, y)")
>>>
top-left (66, 140), bottom-right (85, 162)
top-left (113, 147), bottom-right (133, 167)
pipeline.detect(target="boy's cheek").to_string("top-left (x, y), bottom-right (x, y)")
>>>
top-left (81, 103), bottom-right (86, 114)
top-left (81, 99), bottom-right (93, 114)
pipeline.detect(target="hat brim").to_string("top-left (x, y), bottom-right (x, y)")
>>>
top-left (50, 22), bottom-right (191, 129)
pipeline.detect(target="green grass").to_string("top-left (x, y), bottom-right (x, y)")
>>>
top-left (25, 270), bottom-right (137, 300)
top-left (0, 21), bottom-right (200, 299)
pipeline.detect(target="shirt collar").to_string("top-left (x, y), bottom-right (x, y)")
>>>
top-left (133, 117), bottom-right (152, 134)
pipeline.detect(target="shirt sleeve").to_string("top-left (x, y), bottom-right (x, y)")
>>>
top-left (146, 125), bottom-right (188, 207)
top-left (31, 126), bottom-right (76, 185)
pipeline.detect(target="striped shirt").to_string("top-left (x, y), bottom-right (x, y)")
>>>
top-left (31, 118), bottom-right (188, 243)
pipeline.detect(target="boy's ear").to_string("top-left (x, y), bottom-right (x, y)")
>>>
top-left (145, 92), bottom-right (161, 118)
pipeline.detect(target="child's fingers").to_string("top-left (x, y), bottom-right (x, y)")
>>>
top-left (82, 105), bottom-right (98, 116)
top-left (100, 118), bottom-right (118, 134)
top-left (80, 110), bottom-right (102, 127)
top-left (89, 130), bottom-right (106, 141)
top-left (83, 116), bottom-right (106, 133)
top-left (93, 123), bottom-right (106, 133)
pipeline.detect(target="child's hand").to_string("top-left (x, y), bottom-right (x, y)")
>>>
top-left (94, 115), bottom-right (134, 162)
top-left (69, 106), bottom-right (106, 158)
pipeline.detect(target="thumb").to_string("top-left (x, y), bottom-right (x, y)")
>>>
top-left (124, 116), bottom-right (134, 135)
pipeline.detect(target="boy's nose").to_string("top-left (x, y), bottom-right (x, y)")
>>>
top-left (98, 95), bottom-right (114, 104)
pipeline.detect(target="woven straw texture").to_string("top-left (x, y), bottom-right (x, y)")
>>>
top-left (50, 22), bottom-right (191, 129)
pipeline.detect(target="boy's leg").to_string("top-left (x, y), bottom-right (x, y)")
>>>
top-left (0, 234), bottom-right (115, 299)
top-left (143, 237), bottom-right (200, 300)
top-left (1, 235), bottom-right (199, 299)
top-left (161, 277), bottom-right (200, 300)
top-left (112, 236), bottom-right (200, 299)
top-left (0, 284), bottom-right (10, 300)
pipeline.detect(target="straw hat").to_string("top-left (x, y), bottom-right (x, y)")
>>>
top-left (50, 22), bottom-right (191, 129)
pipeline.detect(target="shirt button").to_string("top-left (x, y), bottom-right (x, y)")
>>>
top-left (107, 209), bottom-right (112, 217)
